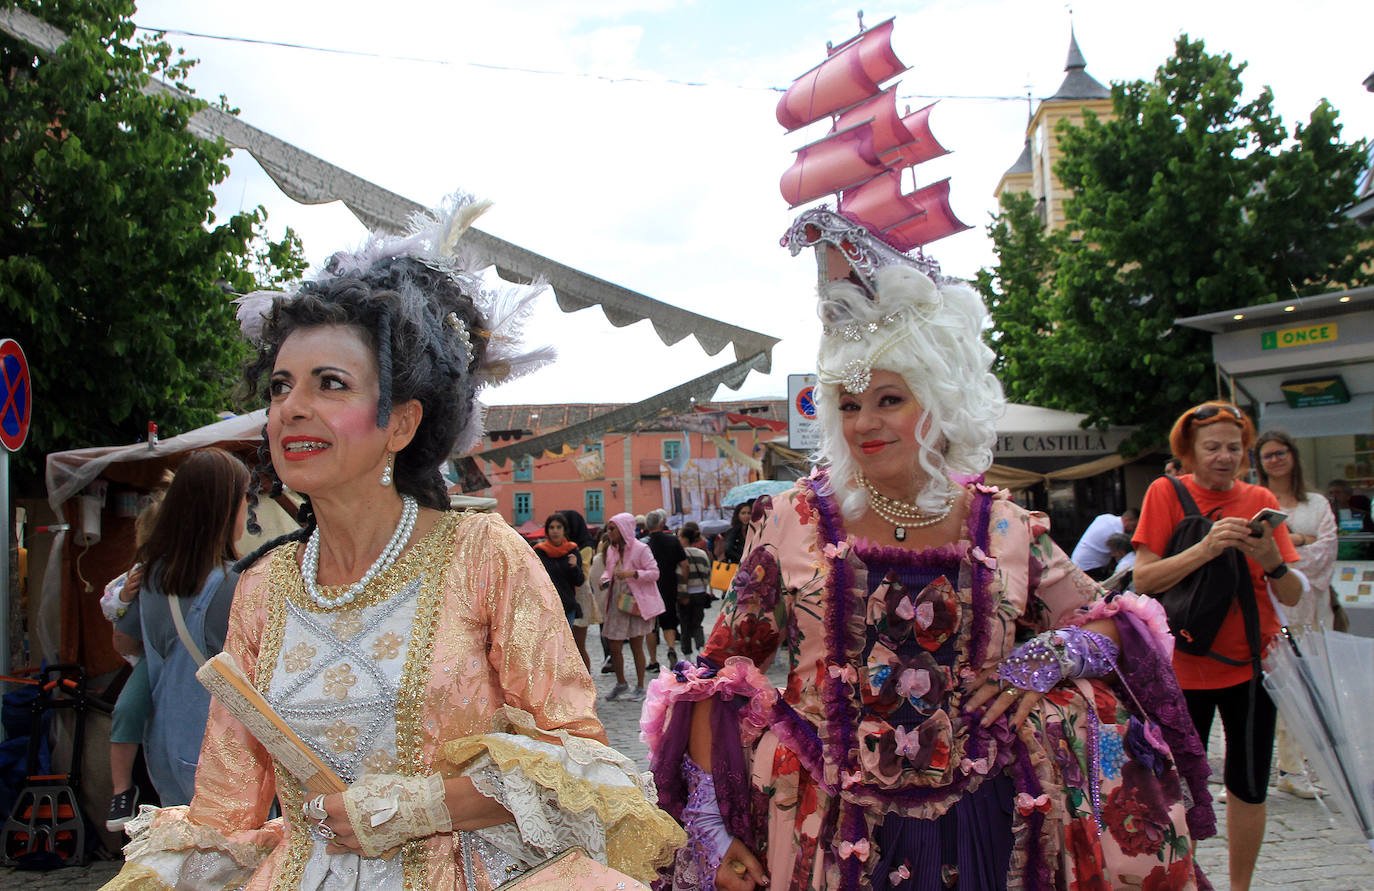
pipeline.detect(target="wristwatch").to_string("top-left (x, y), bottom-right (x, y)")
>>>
top-left (1263, 562), bottom-right (1289, 580)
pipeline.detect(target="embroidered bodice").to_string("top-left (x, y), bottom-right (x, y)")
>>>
top-left (268, 577), bottom-right (420, 784)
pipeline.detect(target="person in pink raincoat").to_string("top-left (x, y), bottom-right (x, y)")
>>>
top-left (601, 511), bottom-right (665, 703)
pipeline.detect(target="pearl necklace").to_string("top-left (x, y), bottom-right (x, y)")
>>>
top-left (858, 473), bottom-right (956, 542)
top-left (302, 495), bottom-right (418, 609)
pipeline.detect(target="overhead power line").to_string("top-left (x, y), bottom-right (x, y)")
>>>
top-left (135, 24), bottom-right (1036, 102)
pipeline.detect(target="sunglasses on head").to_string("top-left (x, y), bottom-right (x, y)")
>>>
top-left (1191, 404), bottom-right (1243, 424)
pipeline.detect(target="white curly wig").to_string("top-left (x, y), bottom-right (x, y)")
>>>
top-left (813, 264), bottom-right (1004, 520)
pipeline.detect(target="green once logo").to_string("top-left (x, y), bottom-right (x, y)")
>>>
top-left (1260, 331), bottom-right (1278, 350)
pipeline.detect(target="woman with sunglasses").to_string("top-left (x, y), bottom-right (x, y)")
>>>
top-left (1255, 429), bottom-right (1338, 798)
top-left (1133, 402), bottom-right (1302, 891)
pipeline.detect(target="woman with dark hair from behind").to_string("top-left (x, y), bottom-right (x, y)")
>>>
top-left (1255, 429), bottom-right (1338, 798)
top-left (113, 447), bottom-right (249, 806)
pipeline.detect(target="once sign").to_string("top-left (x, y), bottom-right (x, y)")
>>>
top-left (1260, 323), bottom-right (1339, 350)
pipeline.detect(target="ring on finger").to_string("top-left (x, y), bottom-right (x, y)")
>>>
top-left (304, 794), bottom-right (328, 821)
top-left (1001, 686), bottom-right (1024, 699)
top-left (316, 820), bottom-right (337, 841)
top-left (728, 860), bottom-right (748, 876)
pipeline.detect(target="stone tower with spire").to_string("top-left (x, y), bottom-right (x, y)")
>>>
top-left (994, 27), bottom-right (1114, 231)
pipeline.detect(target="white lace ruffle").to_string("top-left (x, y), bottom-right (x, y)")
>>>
top-left (465, 747), bottom-right (610, 869)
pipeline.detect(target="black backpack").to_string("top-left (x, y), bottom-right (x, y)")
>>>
top-left (1156, 477), bottom-right (1260, 665)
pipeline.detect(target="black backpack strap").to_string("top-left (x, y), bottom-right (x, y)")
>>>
top-left (1167, 475), bottom-right (1203, 519)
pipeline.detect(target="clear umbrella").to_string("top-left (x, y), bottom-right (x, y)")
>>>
top-left (721, 479), bottom-right (796, 507)
top-left (1262, 626), bottom-right (1374, 855)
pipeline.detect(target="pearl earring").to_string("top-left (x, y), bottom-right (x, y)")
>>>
top-left (380, 453), bottom-right (394, 486)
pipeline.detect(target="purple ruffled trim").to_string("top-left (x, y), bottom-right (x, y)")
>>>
top-left (1111, 608), bottom-right (1217, 841)
top-left (1007, 737), bottom-right (1054, 891)
top-left (768, 698), bottom-right (832, 796)
top-left (808, 475), bottom-right (862, 801)
top-left (966, 491), bottom-right (994, 671)
top-left (850, 537), bottom-right (966, 568)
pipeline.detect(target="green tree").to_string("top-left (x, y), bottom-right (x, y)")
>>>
top-left (982, 36), bottom-right (1372, 450)
top-left (0, 0), bottom-right (304, 491)
top-left (975, 189), bottom-right (1062, 396)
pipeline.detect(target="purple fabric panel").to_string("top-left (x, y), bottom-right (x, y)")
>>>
top-left (1112, 609), bottom-right (1217, 841)
top-left (869, 773), bottom-right (1014, 890)
top-left (650, 699), bottom-right (694, 821)
top-left (709, 696), bottom-right (753, 844)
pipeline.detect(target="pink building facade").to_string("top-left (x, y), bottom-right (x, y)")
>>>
top-left (476, 400), bottom-right (788, 530)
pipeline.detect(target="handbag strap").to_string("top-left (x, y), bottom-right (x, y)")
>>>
top-left (169, 595), bottom-right (207, 667)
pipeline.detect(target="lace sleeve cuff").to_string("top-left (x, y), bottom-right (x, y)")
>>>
top-left (102, 805), bottom-right (283, 891)
top-left (440, 706), bottom-right (684, 885)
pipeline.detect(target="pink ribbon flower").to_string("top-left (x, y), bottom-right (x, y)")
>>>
top-left (828, 664), bottom-right (858, 684)
top-left (840, 769), bottom-right (863, 790)
top-left (889, 864), bottom-right (911, 883)
top-left (960, 756), bottom-right (990, 775)
top-left (1014, 792), bottom-right (1051, 816)
top-left (896, 668), bottom-right (931, 700)
top-left (894, 595), bottom-right (915, 621)
top-left (822, 540), bottom-right (849, 560)
top-left (914, 600), bottom-right (935, 630)
top-left (968, 545), bottom-right (997, 571)
top-left (893, 726), bottom-right (923, 760)
top-left (838, 838), bottom-right (871, 861)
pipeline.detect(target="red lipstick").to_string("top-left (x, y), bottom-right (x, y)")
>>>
top-left (861, 440), bottom-right (889, 454)
top-left (280, 435), bottom-right (331, 461)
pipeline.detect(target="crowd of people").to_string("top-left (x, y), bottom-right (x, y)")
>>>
top-left (91, 192), bottom-right (1366, 891)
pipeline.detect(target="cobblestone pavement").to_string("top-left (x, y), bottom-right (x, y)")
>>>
top-left (7, 605), bottom-right (1372, 888)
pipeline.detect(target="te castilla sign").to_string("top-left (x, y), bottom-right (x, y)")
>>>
top-left (994, 429), bottom-right (1132, 458)
top-left (1260, 323), bottom-right (1338, 350)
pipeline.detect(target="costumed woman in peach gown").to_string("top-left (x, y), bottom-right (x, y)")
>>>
top-left (642, 211), bottom-right (1215, 890)
top-left (105, 194), bottom-right (682, 890)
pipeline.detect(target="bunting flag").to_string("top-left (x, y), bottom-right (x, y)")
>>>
top-left (572, 449), bottom-right (605, 481)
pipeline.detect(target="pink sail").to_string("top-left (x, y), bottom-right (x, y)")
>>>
top-left (893, 102), bottom-right (949, 167)
top-left (882, 179), bottom-right (970, 249)
top-left (832, 91), bottom-right (947, 168)
top-left (780, 124), bottom-right (886, 207)
top-left (776, 19), bottom-right (905, 131)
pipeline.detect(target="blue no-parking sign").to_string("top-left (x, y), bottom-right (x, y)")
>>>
top-left (0, 339), bottom-right (31, 452)
top-left (788, 373), bottom-right (819, 451)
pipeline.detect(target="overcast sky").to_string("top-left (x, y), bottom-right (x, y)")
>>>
top-left (129, 0), bottom-right (1372, 407)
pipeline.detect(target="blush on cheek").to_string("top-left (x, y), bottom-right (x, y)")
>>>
top-left (331, 401), bottom-right (382, 438)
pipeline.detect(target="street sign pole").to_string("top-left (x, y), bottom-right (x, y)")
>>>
top-left (0, 338), bottom-right (33, 721)
top-left (1, 448), bottom-right (8, 693)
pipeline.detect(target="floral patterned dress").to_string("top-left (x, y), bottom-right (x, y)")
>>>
top-left (642, 472), bottom-right (1214, 890)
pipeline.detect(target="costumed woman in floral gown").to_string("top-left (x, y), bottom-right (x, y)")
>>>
top-left (105, 194), bottom-right (682, 891)
top-left (641, 215), bottom-right (1214, 890)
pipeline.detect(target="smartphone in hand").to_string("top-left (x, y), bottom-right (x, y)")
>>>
top-left (1248, 508), bottom-right (1289, 537)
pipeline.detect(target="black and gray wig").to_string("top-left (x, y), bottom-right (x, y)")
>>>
top-left (232, 193), bottom-right (553, 569)
top-left (236, 257), bottom-right (486, 564)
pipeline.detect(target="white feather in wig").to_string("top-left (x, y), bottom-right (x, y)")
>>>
top-left (235, 190), bottom-right (555, 455)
